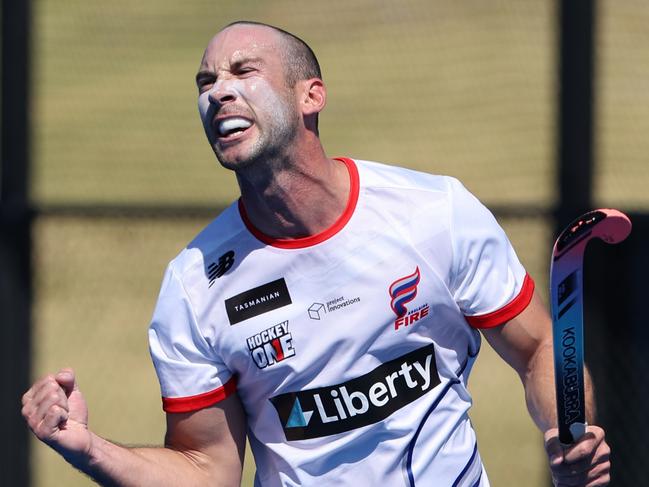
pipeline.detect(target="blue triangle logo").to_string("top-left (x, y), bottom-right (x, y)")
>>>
top-left (285, 398), bottom-right (312, 428)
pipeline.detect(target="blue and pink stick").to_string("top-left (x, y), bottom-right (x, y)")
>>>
top-left (550, 209), bottom-right (632, 444)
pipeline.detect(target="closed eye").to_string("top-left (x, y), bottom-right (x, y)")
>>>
top-left (232, 57), bottom-right (263, 76)
top-left (233, 65), bottom-right (256, 77)
top-left (196, 71), bottom-right (216, 93)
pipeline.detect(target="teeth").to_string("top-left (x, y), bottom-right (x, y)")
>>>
top-left (218, 117), bottom-right (252, 136)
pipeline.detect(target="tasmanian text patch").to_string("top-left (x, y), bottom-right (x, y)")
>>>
top-left (225, 278), bottom-right (292, 325)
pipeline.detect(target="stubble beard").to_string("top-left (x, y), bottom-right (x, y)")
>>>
top-left (214, 93), bottom-right (300, 172)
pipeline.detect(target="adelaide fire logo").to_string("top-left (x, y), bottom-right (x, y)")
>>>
top-left (389, 267), bottom-right (430, 330)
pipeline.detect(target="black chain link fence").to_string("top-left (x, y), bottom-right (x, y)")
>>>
top-left (26, 1), bottom-right (648, 486)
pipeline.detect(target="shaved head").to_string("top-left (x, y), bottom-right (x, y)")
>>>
top-left (222, 21), bottom-right (322, 87)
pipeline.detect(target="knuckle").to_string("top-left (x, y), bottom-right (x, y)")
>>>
top-left (47, 392), bottom-right (61, 404)
top-left (601, 443), bottom-right (611, 456)
top-left (591, 425), bottom-right (606, 440)
top-left (27, 417), bottom-right (40, 431)
top-left (595, 460), bottom-right (611, 474)
top-left (40, 376), bottom-right (58, 391)
top-left (575, 444), bottom-right (591, 459)
top-left (584, 465), bottom-right (610, 486)
top-left (45, 404), bottom-right (61, 417)
top-left (21, 391), bottom-right (31, 405)
top-left (34, 423), bottom-right (49, 440)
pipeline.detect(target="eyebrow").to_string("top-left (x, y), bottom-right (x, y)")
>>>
top-left (194, 57), bottom-right (265, 85)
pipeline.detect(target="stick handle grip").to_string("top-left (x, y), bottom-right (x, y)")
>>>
top-left (561, 422), bottom-right (587, 446)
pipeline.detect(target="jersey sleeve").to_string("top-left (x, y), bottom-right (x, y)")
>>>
top-left (446, 178), bottom-right (535, 329)
top-left (148, 264), bottom-right (236, 413)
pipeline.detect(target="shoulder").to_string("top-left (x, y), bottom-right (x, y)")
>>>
top-left (352, 158), bottom-right (481, 222)
top-left (166, 200), bottom-right (247, 280)
top-left (353, 158), bottom-right (458, 195)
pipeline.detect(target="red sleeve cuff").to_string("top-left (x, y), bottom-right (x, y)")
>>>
top-left (464, 273), bottom-right (535, 329)
top-left (162, 377), bottom-right (237, 413)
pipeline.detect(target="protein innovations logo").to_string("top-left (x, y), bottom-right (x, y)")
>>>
top-left (269, 344), bottom-right (440, 440)
top-left (308, 295), bottom-right (361, 320)
top-left (225, 278), bottom-right (292, 325)
top-left (389, 267), bottom-right (430, 330)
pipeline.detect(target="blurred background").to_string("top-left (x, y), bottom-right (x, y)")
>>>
top-left (2, 0), bottom-right (648, 486)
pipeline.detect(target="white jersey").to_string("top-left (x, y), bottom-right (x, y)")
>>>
top-left (148, 158), bottom-right (534, 487)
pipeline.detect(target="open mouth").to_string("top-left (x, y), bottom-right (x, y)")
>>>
top-left (216, 116), bottom-right (253, 140)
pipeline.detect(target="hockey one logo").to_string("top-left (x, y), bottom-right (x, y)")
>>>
top-left (247, 321), bottom-right (295, 369)
top-left (389, 267), bottom-right (429, 330)
top-left (269, 344), bottom-right (440, 440)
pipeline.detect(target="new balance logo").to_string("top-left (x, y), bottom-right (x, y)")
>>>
top-left (270, 343), bottom-right (440, 440)
top-left (208, 250), bottom-right (235, 287)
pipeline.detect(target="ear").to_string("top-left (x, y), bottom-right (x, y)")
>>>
top-left (299, 78), bottom-right (326, 116)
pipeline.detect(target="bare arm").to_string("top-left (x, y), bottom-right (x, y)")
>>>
top-left (480, 290), bottom-right (596, 431)
top-left (22, 369), bottom-right (246, 487)
top-left (481, 290), bottom-right (610, 486)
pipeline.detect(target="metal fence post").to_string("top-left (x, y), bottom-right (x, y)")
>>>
top-left (1, 0), bottom-right (33, 485)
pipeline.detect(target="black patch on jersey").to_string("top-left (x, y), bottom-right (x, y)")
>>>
top-left (269, 343), bottom-right (440, 440)
top-left (225, 278), bottom-right (292, 325)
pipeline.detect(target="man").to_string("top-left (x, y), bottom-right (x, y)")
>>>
top-left (23, 21), bottom-right (610, 486)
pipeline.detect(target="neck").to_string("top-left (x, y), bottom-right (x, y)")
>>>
top-left (236, 145), bottom-right (351, 240)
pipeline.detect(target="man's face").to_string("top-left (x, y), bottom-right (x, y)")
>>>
top-left (196, 25), bottom-right (300, 170)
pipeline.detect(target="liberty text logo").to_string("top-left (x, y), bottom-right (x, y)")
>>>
top-left (269, 344), bottom-right (439, 440)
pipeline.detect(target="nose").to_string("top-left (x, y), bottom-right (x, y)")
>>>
top-left (208, 79), bottom-right (237, 106)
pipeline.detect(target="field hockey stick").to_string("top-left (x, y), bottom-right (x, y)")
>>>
top-left (550, 209), bottom-right (632, 445)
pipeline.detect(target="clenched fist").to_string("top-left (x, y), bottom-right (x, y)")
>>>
top-left (21, 369), bottom-right (92, 464)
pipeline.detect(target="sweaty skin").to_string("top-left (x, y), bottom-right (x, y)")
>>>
top-left (197, 40), bottom-right (299, 171)
top-left (195, 25), bottom-right (350, 240)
